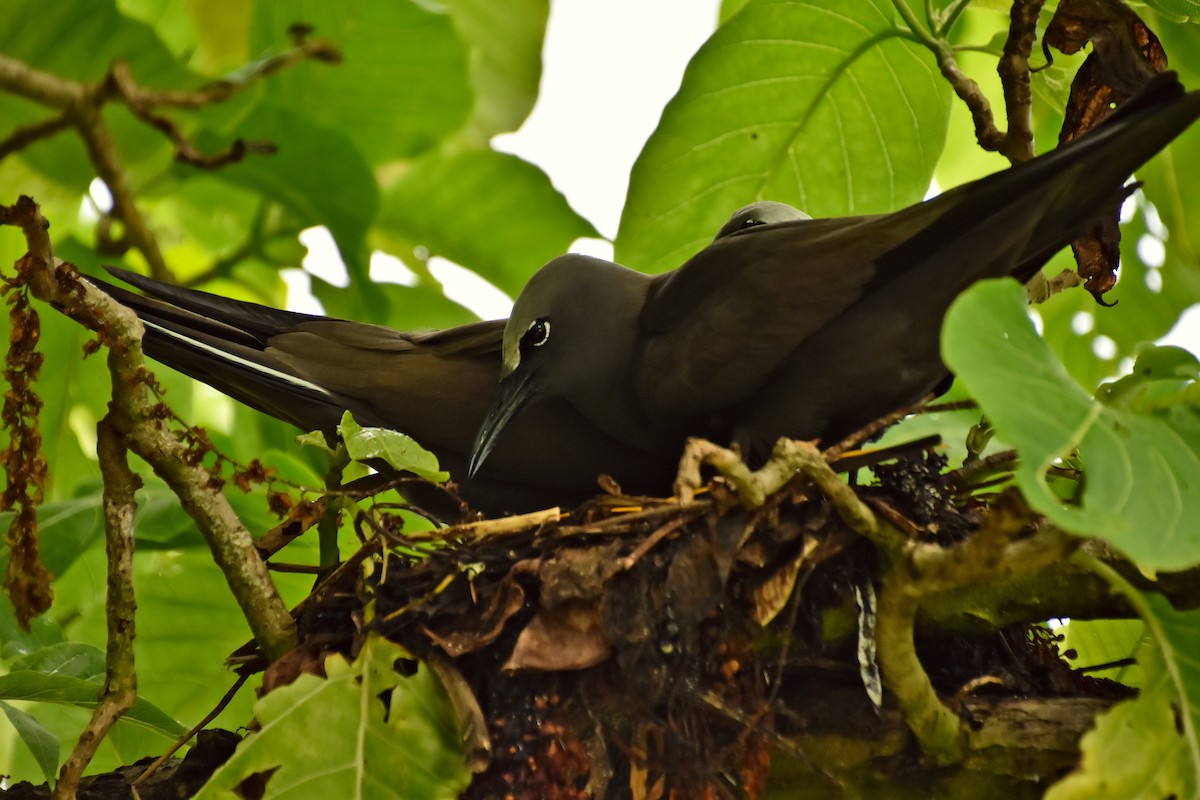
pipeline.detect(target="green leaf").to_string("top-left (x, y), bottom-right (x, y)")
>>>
top-left (444, 0), bottom-right (549, 138)
top-left (942, 279), bottom-right (1200, 572)
top-left (12, 643), bottom-right (106, 681)
top-left (338, 412), bottom-right (450, 483)
top-left (204, 103), bottom-right (379, 280)
top-left (1060, 619), bottom-right (1147, 685)
top-left (719, 0), bottom-right (752, 24)
top-left (0, 597), bottom-right (64, 662)
top-left (1142, 0), bottom-right (1200, 22)
top-left (196, 635), bottom-right (470, 799)
top-left (0, 671), bottom-right (185, 738)
top-left (1047, 596), bottom-right (1200, 799)
top-left (378, 148), bottom-right (598, 296)
top-left (616, 0), bottom-right (950, 273)
top-left (0, 700), bottom-right (60, 783)
top-left (1098, 346), bottom-right (1200, 413)
top-left (250, 1), bottom-right (473, 164)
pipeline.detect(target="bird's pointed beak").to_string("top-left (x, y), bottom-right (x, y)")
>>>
top-left (469, 366), bottom-right (539, 477)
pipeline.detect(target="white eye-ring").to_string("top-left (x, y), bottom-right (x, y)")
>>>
top-left (522, 318), bottom-right (550, 351)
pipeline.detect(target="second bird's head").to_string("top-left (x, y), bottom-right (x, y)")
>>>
top-left (466, 201), bottom-right (811, 477)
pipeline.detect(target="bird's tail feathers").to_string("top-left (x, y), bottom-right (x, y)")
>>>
top-left (88, 271), bottom-right (347, 434)
top-left (883, 71), bottom-right (1200, 286)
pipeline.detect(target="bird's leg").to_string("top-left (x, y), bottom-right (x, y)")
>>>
top-left (675, 437), bottom-right (906, 552)
top-left (674, 437), bottom-right (827, 508)
top-left (674, 437), bottom-right (758, 506)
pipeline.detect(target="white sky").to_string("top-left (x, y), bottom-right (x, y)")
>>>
top-left (494, 0), bottom-right (723, 242)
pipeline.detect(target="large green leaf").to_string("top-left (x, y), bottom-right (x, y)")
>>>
top-left (196, 635), bottom-right (470, 799)
top-left (1047, 595), bottom-right (1200, 799)
top-left (943, 279), bottom-right (1200, 571)
top-left (0, 671), bottom-right (184, 737)
top-left (616, 0), bottom-right (951, 272)
top-left (0, 700), bottom-right (60, 782)
top-left (249, 1), bottom-right (473, 164)
top-left (378, 148), bottom-right (598, 296)
top-left (206, 103), bottom-right (378, 256)
top-left (444, 0), bottom-right (549, 138)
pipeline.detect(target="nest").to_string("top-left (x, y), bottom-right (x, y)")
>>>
top-left (258, 446), bottom-right (1121, 799)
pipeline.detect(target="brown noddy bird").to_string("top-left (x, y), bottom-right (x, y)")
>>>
top-left (91, 203), bottom-right (808, 515)
top-left (469, 73), bottom-right (1200, 476)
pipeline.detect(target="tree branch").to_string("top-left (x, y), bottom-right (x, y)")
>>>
top-left (0, 112), bottom-right (71, 161)
top-left (52, 422), bottom-right (140, 799)
top-left (0, 29), bottom-right (341, 282)
top-left (0, 195), bottom-right (297, 660)
top-left (876, 495), bottom-right (1078, 760)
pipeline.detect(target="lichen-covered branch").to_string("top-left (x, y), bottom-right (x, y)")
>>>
top-left (876, 498), bottom-right (1077, 760)
top-left (674, 436), bottom-right (906, 552)
top-left (52, 422), bottom-right (140, 800)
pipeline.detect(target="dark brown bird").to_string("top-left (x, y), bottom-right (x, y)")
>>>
top-left (89, 203), bottom-right (809, 515)
top-left (90, 271), bottom-right (679, 515)
top-left (470, 74), bottom-right (1200, 475)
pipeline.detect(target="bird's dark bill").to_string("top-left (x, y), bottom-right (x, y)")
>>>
top-left (468, 367), bottom-right (539, 477)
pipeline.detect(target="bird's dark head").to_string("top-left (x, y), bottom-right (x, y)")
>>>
top-left (469, 254), bottom-right (649, 477)
top-left (714, 201), bottom-right (810, 240)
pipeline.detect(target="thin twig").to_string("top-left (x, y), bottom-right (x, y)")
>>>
top-left (946, 449), bottom-right (1018, 487)
top-left (619, 514), bottom-right (695, 571)
top-left (0, 112), bottom-right (71, 160)
top-left (131, 674), bottom-right (250, 787)
top-left (557, 500), bottom-right (709, 536)
top-left (431, 507), bottom-right (562, 541)
top-left (824, 394), bottom-right (936, 462)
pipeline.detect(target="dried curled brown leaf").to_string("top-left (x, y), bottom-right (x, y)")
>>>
top-left (1047, 0), bottom-right (1169, 298)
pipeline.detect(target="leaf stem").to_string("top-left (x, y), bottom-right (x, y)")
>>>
top-left (937, 0), bottom-right (975, 37)
top-left (893, 0), bottom-right (945, 54)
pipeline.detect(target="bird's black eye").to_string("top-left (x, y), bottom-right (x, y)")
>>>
top-left (741, 217), bottom-right (766, 229)
top-left (520, 319), bottom-right (550, 354)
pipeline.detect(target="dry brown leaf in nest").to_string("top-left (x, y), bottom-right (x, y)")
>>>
top-left (504, 601), bottom-right (611, 672)
top-left (750, 535), bottom-right (820, 626)
top-left (423, 578), bottom-right (526, 658)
